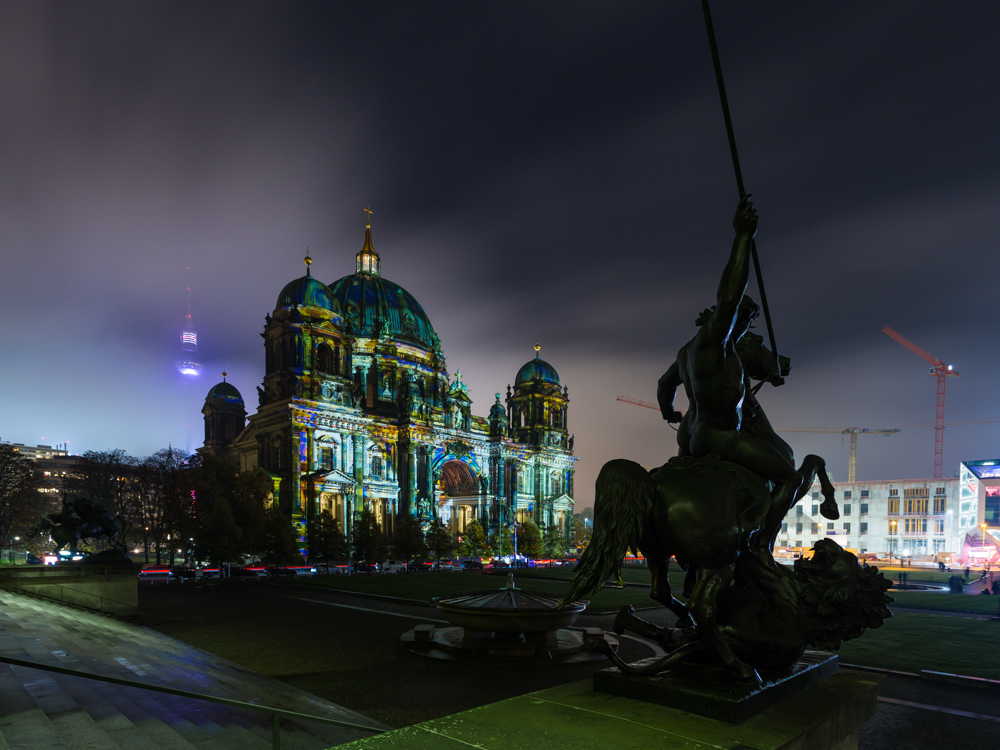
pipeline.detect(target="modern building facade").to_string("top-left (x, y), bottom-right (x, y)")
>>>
top-left (777, 460), bottom-right (1000, 564)
top-left (199, 217), bottom-right (577, 545)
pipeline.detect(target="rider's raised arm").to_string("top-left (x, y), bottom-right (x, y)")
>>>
top-left (706, 196), bottom-right (757, 344)
top-left (657, 361), bottom-right (684, 423)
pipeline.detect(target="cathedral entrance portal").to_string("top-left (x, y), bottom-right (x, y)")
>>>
top-left (438, 459), bottom-right (484, 536)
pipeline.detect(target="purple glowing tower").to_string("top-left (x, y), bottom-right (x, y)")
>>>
top-left (176, 269), bottom-right (203, 379)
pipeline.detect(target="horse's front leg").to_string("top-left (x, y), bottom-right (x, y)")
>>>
top-left (647, 553), bottom-right (692, 627)
top-left (688, 564), bottom-right (761, 685)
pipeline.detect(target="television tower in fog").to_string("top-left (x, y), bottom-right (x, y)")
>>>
top-left (176, 268), bottom-right (203, 379)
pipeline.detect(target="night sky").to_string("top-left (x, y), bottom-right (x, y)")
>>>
top-left (3, 2), bottom-right (999, 507)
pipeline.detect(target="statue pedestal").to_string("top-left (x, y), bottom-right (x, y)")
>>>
top-left (337, 669), bottom-right (883, 749)
top-left (595, 651), bottom-right (840, 724)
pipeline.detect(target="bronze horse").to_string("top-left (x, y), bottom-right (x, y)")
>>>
top-left (29, 497), bottom-right (119, 556)
top-left (560, 455), bottom-right (891, 683)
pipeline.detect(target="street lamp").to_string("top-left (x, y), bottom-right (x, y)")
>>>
top-left (890, 520), bottom-right (897, 562)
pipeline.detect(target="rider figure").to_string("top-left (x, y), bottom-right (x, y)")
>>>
top-left (657, 197), bottom-right (836, 545)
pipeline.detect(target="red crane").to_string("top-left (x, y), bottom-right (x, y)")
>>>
top-left (616, 396), bottom-right (660, 411)
top-left (882, 324), bottom-right (959, 479)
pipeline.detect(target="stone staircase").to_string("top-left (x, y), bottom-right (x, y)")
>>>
top-left (0, 589), bottom-right (388, 749)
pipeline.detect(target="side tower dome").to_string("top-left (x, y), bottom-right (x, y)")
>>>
top-left (202, 373), bottom-right (247, 454)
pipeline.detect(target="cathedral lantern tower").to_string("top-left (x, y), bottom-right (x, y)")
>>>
top-left (506, 344), bottom-right (569, 450)
top-left (505, 343), bottom-right (574, 531)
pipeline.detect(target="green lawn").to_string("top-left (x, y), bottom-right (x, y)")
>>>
top-left (835, 611), bottom-right (1000, 679)
top-left (875, 566), bottom-right (977, 584)
top-left (889, 590), bottom-right (1000, 613)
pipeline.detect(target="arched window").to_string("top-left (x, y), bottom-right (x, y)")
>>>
top-left (316, 344), bottom-right (335, 374)
top-left (320, 445), bottom-right (334, 470)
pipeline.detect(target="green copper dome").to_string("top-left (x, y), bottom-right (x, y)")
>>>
top-left (276, 275), bottom-right (337, 312)
top-left (515, 352), bottom-right (560, 386)
top-left (328, 273), bottom-right (437, 349)
top-left (206, 380), bottom-right (244, 404)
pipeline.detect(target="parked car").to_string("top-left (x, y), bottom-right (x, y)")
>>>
top-left (230, 565), bottom-right (268, 578)
top-left (461, 559), bottom-right (484, 571)
top-left (488, 559), bottom-right (510, 570)
top-left (351, 562), bottom-right (377, 573)
top-left (407, 560), bottom-right (432, 572)
top-left (433, 560), bottom-right (456, 571)
top-left (137, 566), bottom-right (173, 580)
top-left (379, 560), bottom-right (407, 573)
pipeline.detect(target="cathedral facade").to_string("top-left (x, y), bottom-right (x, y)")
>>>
top-left (200, 218), bottom-right (577, 548)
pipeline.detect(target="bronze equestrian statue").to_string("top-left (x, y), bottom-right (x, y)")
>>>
top-left (562, 199), bottom-right (892, 683)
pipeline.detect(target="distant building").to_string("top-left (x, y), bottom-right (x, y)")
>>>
top-left (199, 217), bottom-right (577, 546)
top-left (776, 460), bottom-right (1000, 564)
top-left (2, 442), bottom-right (79, 496)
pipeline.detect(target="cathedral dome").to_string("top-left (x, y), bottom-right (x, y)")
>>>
top-left (328, 221), bottom-right (437, 349)
top-left (206, 378), bottom-right (244, 405)
top-left (276, 274), bottom-right (337, 312)
top-left (515, 347), bottom-right (560, 386)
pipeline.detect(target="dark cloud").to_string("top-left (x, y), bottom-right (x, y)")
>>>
top-left (2, 1), bottom-right (999, 503)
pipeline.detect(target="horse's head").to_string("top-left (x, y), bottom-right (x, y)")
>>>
top-left (795, 539), bottom-right (893, 650)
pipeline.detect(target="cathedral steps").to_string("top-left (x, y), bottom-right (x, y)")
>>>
top-left (0, 588), bottom-right (385, 749)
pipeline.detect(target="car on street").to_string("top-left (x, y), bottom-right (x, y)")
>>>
top-left (379, 560), bottom-right (407, 573)
top-left (137, 566), bottom-right (173, 580)
top-left (406, 560), bottom-right (432, 572)
top-left (460, 559), bottom-right (484, 571)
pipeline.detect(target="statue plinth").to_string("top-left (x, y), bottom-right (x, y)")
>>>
top-left (594, 651), bottom-right (839, 724)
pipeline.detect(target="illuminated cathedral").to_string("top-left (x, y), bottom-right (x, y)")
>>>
top-left (200, 213), bottom-right (577, 545)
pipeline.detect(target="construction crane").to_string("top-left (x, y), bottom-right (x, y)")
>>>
top-left (775, 427), bottom-right (900, 483)
top-left (882, 325), bottom-right (959, 479)
top-left (616, 396), bottom-right (659, 411)
top-left (616, 397), bottom-right (898, 483)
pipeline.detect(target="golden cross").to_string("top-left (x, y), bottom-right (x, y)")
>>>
top-left (363, 206), bottom-right (374, 228)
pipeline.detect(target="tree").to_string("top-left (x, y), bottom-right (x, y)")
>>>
top-left (425, 518), bottom-right (455, 565)
top-left (458, 518), bottom-right (490, 558)
top-left (516, 519), bottom-right (542, 559)
top-left (306, 510), bottom-right (347, 564)
top-left (63, 449), bottom-right (142, 552)
top-left (258, 506), bottom-right (300, 564)
top-left (0, 445), bottom-right (49, 561)
top-left (392, 512), bottom-right (426, 562)
top-left (352, 507), bottom-right (388, 570)
top-left (186, 453), bottom-right (276, 565)
top-left (142, 447), bottom-right (190, 564)
top-left (489, 525), bottom-right (513, 557)
top-left (542, 523), bottom-right (568, 559)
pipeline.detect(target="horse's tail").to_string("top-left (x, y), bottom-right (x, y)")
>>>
top-left (559, 459), bottom-right (652, 607)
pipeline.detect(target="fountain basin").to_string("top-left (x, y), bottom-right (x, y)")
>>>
top-left (433, 589), bottom-right (587, 633)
